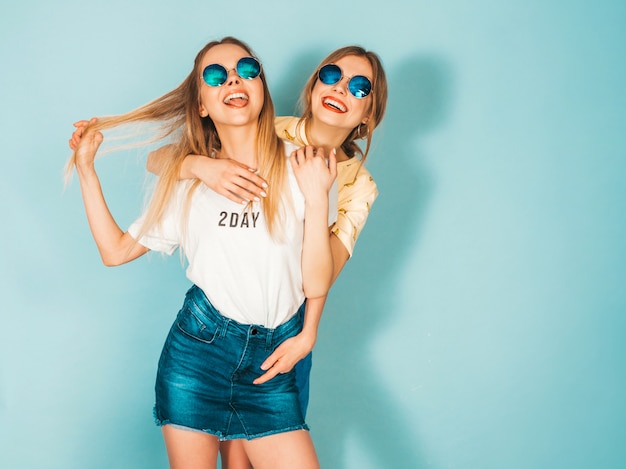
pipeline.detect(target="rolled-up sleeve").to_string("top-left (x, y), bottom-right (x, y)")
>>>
top-left (331, 165), bottom-right (378, 257)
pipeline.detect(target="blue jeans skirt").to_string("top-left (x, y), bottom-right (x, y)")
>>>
top-left (154, 285), bottom-right (309, 440)
top-left (295, 351), bottom-right (312, 419)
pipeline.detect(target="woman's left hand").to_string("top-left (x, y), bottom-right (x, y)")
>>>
top-left (253, 333), bottom-right (315, 385)
top-left (290, 146), bottom-right (337, 202)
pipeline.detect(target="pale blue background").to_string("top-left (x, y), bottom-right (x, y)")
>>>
top-left (1, 1), bottom-right (625, 468)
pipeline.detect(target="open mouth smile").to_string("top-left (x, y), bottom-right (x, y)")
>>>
top-left (224, 92), bottom-right (249, 107)
top-left (322, 97), bottom-right (347, 113)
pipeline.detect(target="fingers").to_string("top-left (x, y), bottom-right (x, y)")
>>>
top-left (72, 117), bottom-right (97, 127)
top-left (253, 367), bottom-right (280, 385)
top-left (313, 146), bottom-right (325, 160)
top-left (69, 126), bottom-right (85, 150)
top-left (253, 337), bottom-right (308, 385)
top-left (254, 357), bottom-right (292, 385)
top-left (218, 178), bottom-right (267, 205)
top-left (220, 185), bottom-right (259, 205)
top-left (253, 354), bottom-right (279, 385)
top-left (256, 365), bottom-right (278, 383)
top-left (253, 347), bottom-right (288, 385)
top-left (245, 168), bottom-right (269, 191)
top-left (301, 145), bottom-right (320, 162)
top-left (260, 350), bottom-right (279, 371)
top-left (290, 146), bottom-right (311, 166)
top-left (224, 168), bottom-right (268, 204)
top-left (69, 117), bottom-right (98, 150)
top-left (291, 146), bottom-right (330, 166)
top-left (304, 145), bottom-right (317, 160)
top-left (73, 129), bottom-right (104, 168)
top-left (235, 171), bottom-right (268, 198)
top-left (219, 189), bottom-right (250, 205)
top-left (79, 129), bottom-right (103, 148)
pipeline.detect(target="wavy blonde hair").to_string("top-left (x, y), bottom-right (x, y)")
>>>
top-left (65, 37), bottom-right (287, 240)
top-left (297, 46), bottom-right (388, 163)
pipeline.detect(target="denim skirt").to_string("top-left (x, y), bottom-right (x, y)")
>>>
top-left (154, 285), bottom-right (309, 440)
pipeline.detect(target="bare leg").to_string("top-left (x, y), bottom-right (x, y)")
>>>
top-left (162, 425), bottom-right (220, 469)
top-left (243, 430), bottom-right (319, 469)
top-left (220, 440), bottom-right (253, 469)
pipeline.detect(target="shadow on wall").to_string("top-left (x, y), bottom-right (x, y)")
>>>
top-left (271, 49), bottom-right (321, 117)
top-left (296, 53), bottom-right (453, 468)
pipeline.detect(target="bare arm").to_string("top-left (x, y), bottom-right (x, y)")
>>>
top-left (253, 239), bottom-right (349, 385)
top-left (253, 149), bottom-right (341, 384)
top-left (72, 122), bottom-right (269, 205)
top-left (73, 127), bottom-right (148, 266)
top-left (330, 233), bottom-right (350, 283)
top-left (253, 233), bottom-right (350, 384)
top-left (291, 146), bottom-right (337, 299)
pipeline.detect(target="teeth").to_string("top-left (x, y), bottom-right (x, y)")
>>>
top-left (324, 98), bottom-right (346, 112)
top-left (224, 92), bottom-right (249, 104)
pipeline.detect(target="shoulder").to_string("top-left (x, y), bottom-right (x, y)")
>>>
top-left (281, 138), bottom-right (300, 157)
top-left (275, 116), bottom-right (306, 146)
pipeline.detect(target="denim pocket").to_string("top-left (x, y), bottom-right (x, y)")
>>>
top-left (176, 304), bottom-right (220, 344)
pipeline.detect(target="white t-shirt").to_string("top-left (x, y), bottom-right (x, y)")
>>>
top-left (128, 141), bottom-right (337, 328)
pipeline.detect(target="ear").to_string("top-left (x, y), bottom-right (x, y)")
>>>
top-left (199, 104), bottom-right (208, 117)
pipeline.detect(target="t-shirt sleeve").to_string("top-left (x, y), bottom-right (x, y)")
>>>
top-left (328, 178), bottom-right (339, 227)
top-left (127, 215), bottom-right (180, 256)
top-left (126, 185), bottom-right (186, 256)
top-left (331, 168), bottom-right (378, 257)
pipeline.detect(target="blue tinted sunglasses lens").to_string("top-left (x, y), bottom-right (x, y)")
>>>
top-left (203, 57), bottom-right (261, 87)
top-left (237, 57), bottom-right (261, 80)
top-left (203, 64), bottom-right (228, 86)
top-left (318, 64), bottom-right (342, 85)
top-left (348, 75), bottom-right (372, 98)
top-left (318, 64), bottom-right (372, 98)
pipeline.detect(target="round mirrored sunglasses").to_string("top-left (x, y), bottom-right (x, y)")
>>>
top-left (203, 56), bottom-right (262, 87)
top-left (318, 63), bottom-right (372, 98)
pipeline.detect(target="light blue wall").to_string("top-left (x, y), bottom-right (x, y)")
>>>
top-left (1, 1), bottom-right (625, 468)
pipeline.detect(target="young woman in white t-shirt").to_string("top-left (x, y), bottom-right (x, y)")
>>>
top-left (66, 37), bottom-right (336, 469)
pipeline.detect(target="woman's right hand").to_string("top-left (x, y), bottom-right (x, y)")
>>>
top-left (69, 117), bottom-right (97, 151)
top-left (73, 123), bottom-right (103, 172)
top-left (192, 156), bottom-right (268, 204)
top-left (159, 151), bottom-right (268, 204)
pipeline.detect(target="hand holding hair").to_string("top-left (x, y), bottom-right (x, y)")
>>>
top-left (69, 117), bottom-right (98, 151)
top-left (73, 125), bottom-right (103, 172)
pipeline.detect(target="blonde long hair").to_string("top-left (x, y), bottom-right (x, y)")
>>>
top-left (297, 46), bottom-right (388, 163)
top-left (65, 36), bottom-right (287, 238)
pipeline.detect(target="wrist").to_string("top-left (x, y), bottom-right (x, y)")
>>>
top-left (185, 154), bottom-right (204, 179)
top-left (76, 161), bottom-right (96, 178)
top-left (298, 328), bottom-right (318, 350)
top-left (304, 194), bottom-right (330, 209)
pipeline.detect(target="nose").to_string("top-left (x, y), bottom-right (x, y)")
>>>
top-left (331, 76), bottom-right (349, 95)
top-left (225, 68), bottom-right (240, 85)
